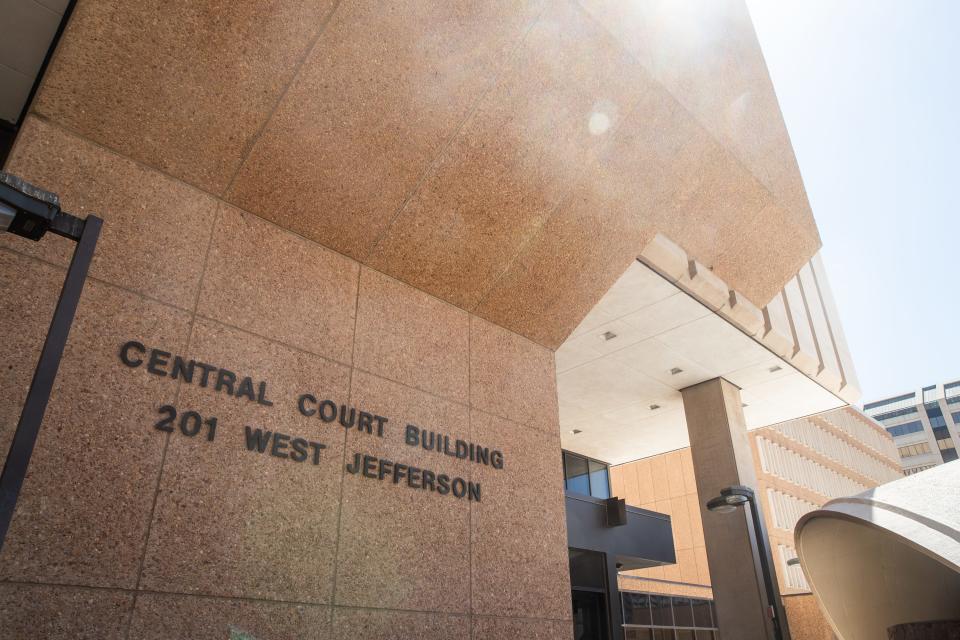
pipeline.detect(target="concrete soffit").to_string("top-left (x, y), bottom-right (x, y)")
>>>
top-left (638, 233), bottom-right (860, 405)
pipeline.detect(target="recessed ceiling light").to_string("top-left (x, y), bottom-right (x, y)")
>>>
top-left (769, 365), bottom-right (782, 373)
top-left (649, 404), bottom-right (660, 410)
top-left (570, 429), bottom-right (582, 435)
top-left (602, 331), bottom-right (617, 341)
top-left (670, 367), bottom-right (683, 375)
top-left (742, 403), bottom-right (749, 408)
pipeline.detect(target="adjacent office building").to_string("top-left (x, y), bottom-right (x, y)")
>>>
top-left (556, 253), bottom-right (899, 639)
top-left (863, 382), bottom-right (960, 474)
top-left (0, 2), bottom-right (892, 639)
top-left (603, 406), bottom-right (900, 638)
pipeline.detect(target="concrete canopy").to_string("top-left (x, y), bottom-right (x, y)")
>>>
top-left (24, 0), bottom-right (819, 348)
top-left (795, 462), bottom-right (960, 640)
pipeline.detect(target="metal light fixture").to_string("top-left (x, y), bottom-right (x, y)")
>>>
top-left (0, 171), bottom-right (102, 554)
top-left (0, 172), bottom-right (84, 240)
top-left (706, 485), bottom-right (791, 640)
top-left (706, 490), bottom-right (749, 513)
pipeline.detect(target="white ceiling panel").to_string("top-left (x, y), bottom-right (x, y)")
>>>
top-left (608, 337), bottom-right (714, 389)
top-left (557, 261), bottom-right (848, 464)
top-left (655, 314), bottom-right (773, 375)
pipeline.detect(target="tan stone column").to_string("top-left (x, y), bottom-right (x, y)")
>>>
top-left (681, 378), bottom-right (777, 640)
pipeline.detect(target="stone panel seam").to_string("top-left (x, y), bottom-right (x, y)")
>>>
top-left (0, 580), bottom-right (570, 622)
top-left (0, 259), bottom-right (550, 438)
top-left (360, 0), bottom-right (553, 265)
top-left (17, 115), bottom-right (550, 350)
top-left (469, 25), bottom-right (653, 317)
top-left (572, 0), bottom-right (787, 227)
top-left (0, 245), bottom-right (194, 314)
top-left (221, 0), bottom-right (346, 197)
top-left (468, 315), bottom-right (474, 637)
top-left (3, 578), bottom-right (578, 619)
top-left (329, 265), bottom-right (362, 616)
top-left (121, 204), bottom-right (220, 639)
top-left (1, 577), bottom-right (571, 624)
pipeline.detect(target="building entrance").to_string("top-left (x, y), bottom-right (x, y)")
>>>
top-left (572, 589), bottom-right (608, 640)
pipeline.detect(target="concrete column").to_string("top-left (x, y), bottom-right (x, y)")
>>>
top-left (681, 378), bottom-right (777, 640)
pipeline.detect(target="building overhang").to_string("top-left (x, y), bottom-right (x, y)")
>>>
top-left (558, 248), bottom-right (854, 465)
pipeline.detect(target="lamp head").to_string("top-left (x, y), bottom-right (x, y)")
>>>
top-left (0, 171), bottom-right (61, 240)
top-left (706, 485), bottom-right (754, 513)
top-left (706, 493), bottom-right (749, 513)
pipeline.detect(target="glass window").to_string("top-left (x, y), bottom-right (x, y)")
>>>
top-left (650, 594), bottom-right (674, 627)
top-left (564, 452), bottom-right (590, 495)
top-left (691, 599), bottom-right (712, 628)
top-left (942, 448), bottom-right (959, 462)
top-left (925, 404), bottom-right (947, 428)
top-left (562, 450), bottom-right (611, 499)
top-left (623, 592), bottom-right (653, 626)
top-left (623, 591), bottom-right (718, 640)
top-left (569, 548), bottom-right (606, 590)
top-left (886, 421), bottom-right (924, 437)
top-left (898, 442), bottom-right (932, 458)
top-left (589, 459), bottom-right (610, 499)
top-left (672, 597), bottom-right (694, 628)
top-left (872, 406), bottom-right (919, 422)
top-left (865, 392), bottom-right (916, 413)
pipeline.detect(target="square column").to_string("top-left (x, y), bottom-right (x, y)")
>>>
top-left (681, 378), bottom-right (783, 640)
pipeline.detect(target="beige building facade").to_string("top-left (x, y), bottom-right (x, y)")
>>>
top-left (610, 406), bottom-right (901, 634)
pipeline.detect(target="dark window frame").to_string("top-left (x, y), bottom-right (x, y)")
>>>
top-left (562, 449), bottom-right (611, 499)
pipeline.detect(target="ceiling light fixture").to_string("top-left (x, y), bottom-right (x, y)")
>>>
top-left (649, 404), bottom-right (660, 411)
top-left (602, 331), bottom-right (617, 341)
top-left (570, 429), bottom-right (582, 435)
top-left (670, 367), bottom-right (683, 375)
top-left (769, 365), bottom-right (782, 373)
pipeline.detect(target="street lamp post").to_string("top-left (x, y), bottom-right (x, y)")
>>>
top-left (0, 171), bottom-right (102, 554)
top-left (707, 485), bottom-right (791, 640)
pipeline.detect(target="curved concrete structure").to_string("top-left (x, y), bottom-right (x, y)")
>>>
top-left (795, 462), bottom-right (960, 640)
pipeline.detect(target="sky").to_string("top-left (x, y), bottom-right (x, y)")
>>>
top-left (746, 1), bottom-right (960, 403)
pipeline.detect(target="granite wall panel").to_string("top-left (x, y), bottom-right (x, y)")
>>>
top-left (2, 117), bottom-right (219, 310)
top-left (0, 250), bottom-right (63, 469)
top-left (127, 591), bottom-right (331, 640)
top-left (473, 615), bottom-right (574, 639)
top-left (196, 206), bottom-right (359, 364)
top-left (334, 371), bottom-right (472, 613)
top-left (137, 318), bottom-right (351, 603)
top-left (0, 278), bottom-right (192, 588)
top-left (0, 582), bottom-right (132, 639)
top-left (354, 267), bottom-right (470, 403)
top-left (470, 409), bottom-right (571, 620)
top-left (1, 77), bottom-right (572, 637)
top-left (330, 608), bottom-right (470, 640)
